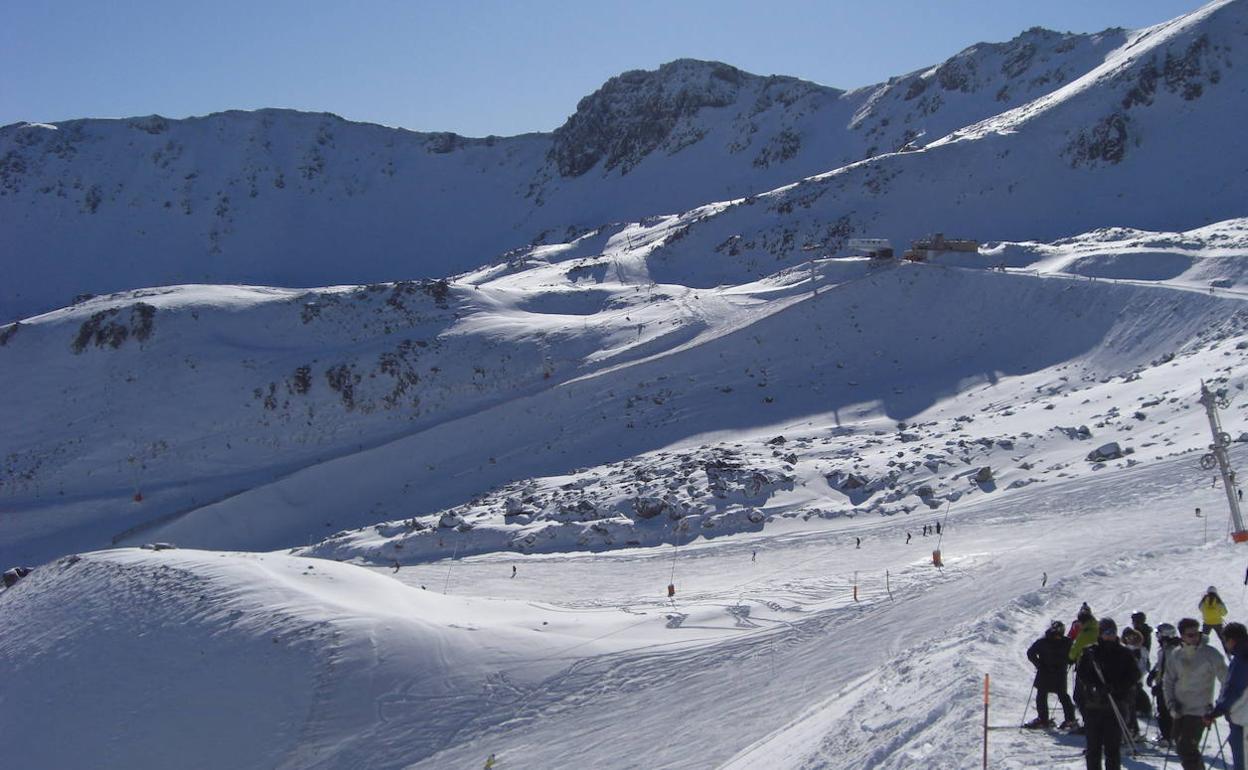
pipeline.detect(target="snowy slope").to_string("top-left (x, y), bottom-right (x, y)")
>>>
top-left (0, 25), bottom-right (1131, 321)
top-left (4, 217), bottom-right (1247, 568)
top-left (3, 449), bottom-right (1245, 769)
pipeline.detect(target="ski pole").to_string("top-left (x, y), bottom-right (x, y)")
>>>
top-left (1019, 683), bottom-right (1035, 728)
top-left (1090, 656), bottom-right (1138, 756)
top-left (1212, 719), bottom-right (1229, 769)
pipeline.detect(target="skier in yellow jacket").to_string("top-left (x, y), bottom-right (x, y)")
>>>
top-left (1201, 586), bottom-right (1229, 638)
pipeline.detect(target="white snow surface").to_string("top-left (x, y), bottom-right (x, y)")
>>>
top-left (4, 3), bottom-right (1248, 768)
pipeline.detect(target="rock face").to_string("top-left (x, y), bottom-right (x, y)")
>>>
top-left (551, 60), bottom-right (776, 177)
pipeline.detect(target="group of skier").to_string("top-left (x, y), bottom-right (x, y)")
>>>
top-left (1024, 586), bottom-right (1248, 769)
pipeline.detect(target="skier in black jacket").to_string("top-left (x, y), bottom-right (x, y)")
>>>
top-left (1074, 618), bottom-right (1141, 770)
top-left (1026, 620), bottom-right (1078, 729)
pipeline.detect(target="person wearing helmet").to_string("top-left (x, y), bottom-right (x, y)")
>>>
top-left (1025, 620), bottom-right (1078, 730)
top-left (1201, 587), bottom-right (1229, 640)
top-left (1070, 605), bottom-right (1100, 664)
top-left (1165, 617), bottom-right (1228, 770)
top-left (1074, 618), bottom-right (1140, 770)
top-left (1149, 623), bottom-right (1181, 743)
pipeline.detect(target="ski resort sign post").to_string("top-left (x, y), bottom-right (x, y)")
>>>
top-left (1198, 382), bottom-right (1247, 542)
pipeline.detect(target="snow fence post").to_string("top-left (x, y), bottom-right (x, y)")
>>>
top-left (982, 674), bottom-right (989, 770)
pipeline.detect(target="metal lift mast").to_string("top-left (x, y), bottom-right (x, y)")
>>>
top-left (1198, 381), bottom-right (1247, 542)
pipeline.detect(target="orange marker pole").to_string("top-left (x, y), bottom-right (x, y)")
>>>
top-left (982, 674), bottom-right (990, 770)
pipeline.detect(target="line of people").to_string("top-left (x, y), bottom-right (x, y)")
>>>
top-left (1024, 585), bottom-right (1244, 770)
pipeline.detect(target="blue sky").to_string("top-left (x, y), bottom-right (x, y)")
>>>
top-left (2, 0), bottom-right (1204, 136)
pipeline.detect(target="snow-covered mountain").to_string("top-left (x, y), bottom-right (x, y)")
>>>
top-left (5, 3), bottom-right (1248, 769)
top-left (0, 24), bottom-right (1133, 321)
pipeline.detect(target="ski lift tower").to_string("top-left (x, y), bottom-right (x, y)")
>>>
top-left (1198, 381), bottom-right (1248, 542)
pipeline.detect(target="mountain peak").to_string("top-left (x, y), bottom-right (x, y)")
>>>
top-left (549, 59), bottom-right (828, 178)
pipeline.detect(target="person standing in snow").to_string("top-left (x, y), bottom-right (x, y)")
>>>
top-left (1025, 620), bottom-right (1078, 730)
top-left (906, 532), bottom-right (912, 544)
top-left (1150, 623), bottom-right (1181, 744)
top-left (1121, 627), bottom-right (1151, 740)
top-left (1070, 606), bottom-right (1099, 663)
top-left (1131, 611), bottom-right (1154, 652)
top-left (1165, 617), bottom-right (1228, 770)
top-left (1201, 586), bottom-right (1229, 639)
top-left (1074, 618), bottom-right (1140, 770)
top-left (1209, 622), bottom-right (1248, 770)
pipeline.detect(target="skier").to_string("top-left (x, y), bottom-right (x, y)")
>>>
top-left (1074, 618), bottom-right (1140, 770)
top-left (1070, 606), bottom-right (1099, 662)
top-left (906, 532), bottom-right (912, 544)
top-left (1200, 586), bottom-right (1229, 639)
top-left (1131, 611), bottom-right (1154, 652)
top-left (484, 753), bottom-right (497, 769)
top-left (1042, 571), bottom-right (1048, 587)
top-left (1025, 620), bottom-right (1078, 730)
top-left (1149, 623), bottom-right (1180, 745)
top-left (1120, 627), bottom-right (1151, 740)
top-left (935, 521), bottom-right (942, 535)
top-left (855, 537), bottom-right (861, 549)
top-left (1209, 622), bottom-right (1248, 770)
top-left (923, 525), bottom-right (928, 536)
top-left (511, 565), bottom-right (517, 579)
top-left (752, 550), bottom-right (756, 562)
top-left (1165, 617), bottom-right (1228, 770)
top-left (391, 559), bottom-right (400, 573)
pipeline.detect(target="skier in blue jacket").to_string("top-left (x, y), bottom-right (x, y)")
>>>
top-left (1210, 622), bottom-right (1248, 770)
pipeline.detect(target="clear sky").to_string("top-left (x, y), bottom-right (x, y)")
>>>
top-left (2, 0), bottom-right (1205, 137)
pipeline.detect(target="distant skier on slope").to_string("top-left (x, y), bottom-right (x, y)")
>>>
top-left (1073, 618), bottom-right (1139, 770)
top-left (1025, 620), bottom-right (1078, 730)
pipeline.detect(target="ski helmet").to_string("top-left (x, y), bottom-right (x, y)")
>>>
top-left (1157, 623), bottom-right (1178, 639)
top-left (1209, 586), bottom-right (1219, 594)
top-left (1048, 620), bottom-right (1065, 635)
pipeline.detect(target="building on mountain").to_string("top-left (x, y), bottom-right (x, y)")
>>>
top-left (847, 238), bottom-right (894, 259)
top-left (904, 233), bottom-right (979, 262)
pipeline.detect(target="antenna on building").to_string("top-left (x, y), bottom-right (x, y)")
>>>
top-left (1198, 381), bottom-right (1247, 541)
